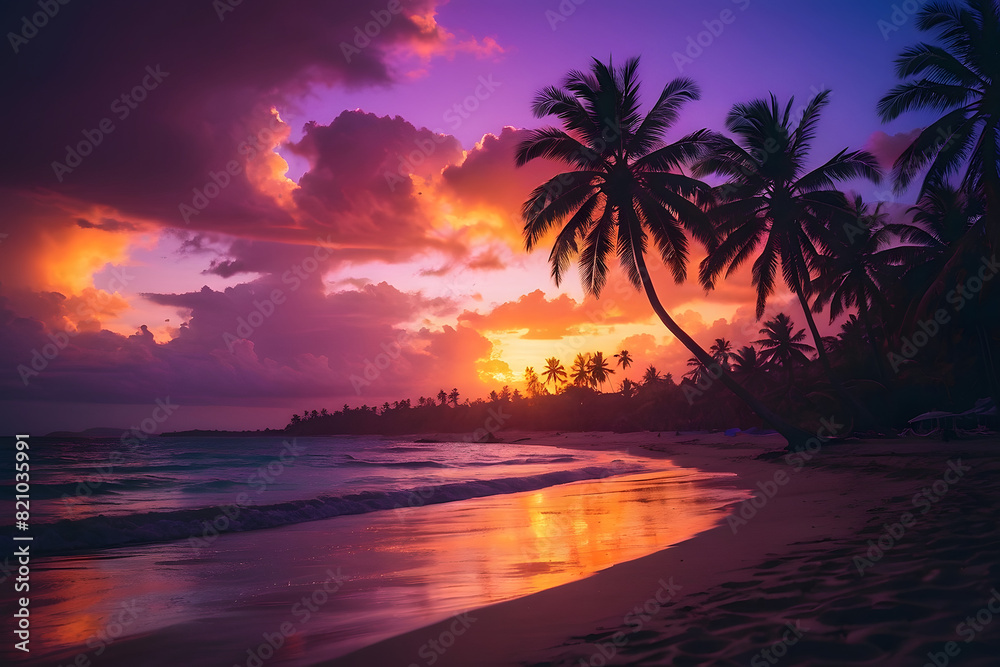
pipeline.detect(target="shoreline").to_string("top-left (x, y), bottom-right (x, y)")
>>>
top-left (325, 430), bottom-right (1000, 666)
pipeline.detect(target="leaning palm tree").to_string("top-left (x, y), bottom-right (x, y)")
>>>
top-left (542, 357), bottom-right (568, 389)
top-left (695, 91), bottom-right (882, 422)
top-left (614, 349), bottom-right (633, 370)
top-left (515, 56), bottom-right (815, 447)
top-left (588, 351), bottom-right (616, 391)
top-left (755, 313), bottom-right (815, 389)
top-left (570, 353), bottom-right (591, 387)
top-left (877, 0), bottom-right (1000, 247)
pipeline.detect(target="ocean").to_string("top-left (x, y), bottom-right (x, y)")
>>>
top-left (3, 434), bottom-right (748, 666)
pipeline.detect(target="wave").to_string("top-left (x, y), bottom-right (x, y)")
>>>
top-left (466, 455), bottom-right (578, 466)
top-left (337, 459), bottom-right (452, 468)
top-left (17, 465), bottom-right (640, 555)
top-left (179, 479), bottom-right (245, 493)
top-left (0, 477), bottom-right (176, 499)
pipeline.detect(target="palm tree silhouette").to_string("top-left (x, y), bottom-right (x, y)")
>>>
top-left (589, 351), bottom-right (616, 391)
top-left (448, 388), bottom-right (460, 407)
top-left (515, 56), bottom-right (814, 447)
top-left (755, 313), bottom-right (814, 389)
top-left (437, 389), bottom-right (447, 406)
top-left (642, 364), bottom-right (662, 386)
top-left (897, 180), bottom-right (983, 320)
top-left (731, 345), bottom-right (770, 392)
top-left (542, 357), bottom-right (568, 389)
top-left (685, 356), bottom-right (708, 385)
top-left (812, 196), bottom-right (901, 380)
top-left (695, 91), bottom-right (881, 423)
top-left (614, 350), bottom-right (633, 370)
top-left (709, 337), bottom-right (733, 371)
top-left (525, 367), bottom-right (544, 397)
top-left (570, 353), bottom-right (591, 387)
top-left (877, 0), bottom-right (999, 248)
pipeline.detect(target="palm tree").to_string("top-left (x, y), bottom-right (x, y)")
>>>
top-left (877, 0), bottom-right (1000, 249)
top-left (448, 388), bottom-right (460, 407)
top-left (642, 364), bottom-right (662, 386)
top-left (570, 353), bottom-right (591, 387)
top-left (515, 56), bottom-right (815, 447)
top-left (437, 389), bottom-right (448, 406)
top-left (812, 196), bottom-right (903, 380)
top-left (709, 337), bottom-right (733, 371)
top-left (542, 357), bottom-right (568, 389)
top-left (755, 313), bottom-right (815, 389)
top-left (731, 345), bottom-right (770, 392)
top-left (620, 378), bottom-right (638, 398)
top-left (524, 367), bottom-right (544, 397)
top-left (695, 91), bottom-right (882, 422)
top-left (588, 351), bottom-right (616, 391)
top-left (684, 356), bottom-right (708, 385)
top-left (896, 180), bottom-right (983, 320)
top-left (614, 350), bottom-right (633, 370)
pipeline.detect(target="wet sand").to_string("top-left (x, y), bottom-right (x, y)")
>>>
top-left (7, 446), bottom-right (742, 667)
top-left (328, 431), bottom-right (1000, 666)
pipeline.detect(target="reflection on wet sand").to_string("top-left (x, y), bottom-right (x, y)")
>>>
top-left (25, 467), bottom-right (746, 667)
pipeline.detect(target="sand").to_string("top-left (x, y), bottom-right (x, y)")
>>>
top-left (326, 430), bottom-right (1000, 666)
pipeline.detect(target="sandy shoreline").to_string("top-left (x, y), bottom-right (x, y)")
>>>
top-left (326, 430), bottom-right (1000, 666)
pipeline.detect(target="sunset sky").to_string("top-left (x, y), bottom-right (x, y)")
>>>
top-left (0, 0), bottom-right (939, 432)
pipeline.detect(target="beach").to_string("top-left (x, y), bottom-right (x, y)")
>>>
top-left (329, 430), bottom-right (1000, 666)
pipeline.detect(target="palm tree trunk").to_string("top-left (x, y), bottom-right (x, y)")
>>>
top-left (794, 288), bottom-right (881, 429)
top-left (636, 255), bottom-right (815, 449)
top-left (858, 302), bottom-right (887, 383)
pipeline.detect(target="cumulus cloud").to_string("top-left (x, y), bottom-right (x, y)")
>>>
top-left (0, 275), bottom-right (497, 405)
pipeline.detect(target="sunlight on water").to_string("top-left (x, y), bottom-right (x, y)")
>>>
top-left (24, 464), bottom-right (748, 667)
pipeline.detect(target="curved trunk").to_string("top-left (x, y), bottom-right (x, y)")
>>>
top-left (636, 254), bottom-right (815, 449)
top-left (794, 287), bottom-right (880, 429)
